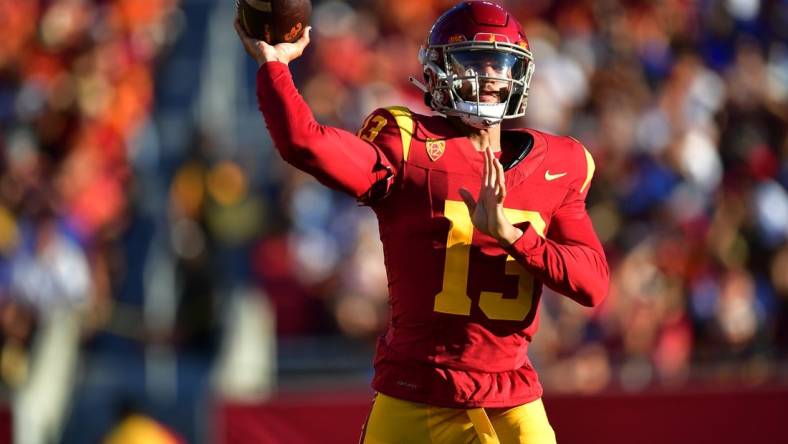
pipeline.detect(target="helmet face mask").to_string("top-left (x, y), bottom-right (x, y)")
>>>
top-left (449, 49), bottom-right (519, 103)
top-left (418, 2), bottom-right (535, 129)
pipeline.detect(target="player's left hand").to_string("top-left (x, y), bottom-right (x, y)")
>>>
top-left (459, 147), bottom-right (523, 246)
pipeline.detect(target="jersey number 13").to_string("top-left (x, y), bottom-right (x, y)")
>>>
top-left (434, 200), bottom-right (546, 322)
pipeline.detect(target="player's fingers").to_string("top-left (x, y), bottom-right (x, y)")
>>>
top-left (495, 158), bottom-right (506, 202)
top-left (234, 18), bottom-right (248, 41)
top-left (234, 18), bottom-right (255, 44)
top-left (483, 147), bottom-right (491, 189)
top-left (234, 18), bottom-right (268, 56)
top-left (458, 188), bottom-right (477, 214)
top-left (481, 148), bottom-right (489, 189)
top-left (294, 26), bottom-right (312, 53)
top-left (486, 147), bottom-right (496, 190)
top-left (235, 19), bottom-right (262, 60)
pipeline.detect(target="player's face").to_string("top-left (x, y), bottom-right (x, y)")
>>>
top-left (449, 50), bottom-right (522, 104)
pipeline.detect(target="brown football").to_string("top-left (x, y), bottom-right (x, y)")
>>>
top-left (237, 0), bottom-right (311, 44)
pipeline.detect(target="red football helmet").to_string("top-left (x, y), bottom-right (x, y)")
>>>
top-left (414, 1), bottom-right (535, 128)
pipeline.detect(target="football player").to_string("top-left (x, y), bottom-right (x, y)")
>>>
top-left (235, 2), bottom-right (609, 443)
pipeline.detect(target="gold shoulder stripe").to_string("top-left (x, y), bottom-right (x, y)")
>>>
top-left (384, 106), bottom-right (414, 161)
top-left (581, 147), bottom-right (595, 194)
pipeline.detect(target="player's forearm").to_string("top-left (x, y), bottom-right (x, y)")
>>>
top-left (504, 223), bottom-right (609, 307)
top-left (255, 62), bottom-right (382, 197)
top-left (256, 62), bottom-right (322, 161)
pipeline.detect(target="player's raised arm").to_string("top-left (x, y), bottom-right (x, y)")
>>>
top-left (234, 19), bottom-right (401, 201)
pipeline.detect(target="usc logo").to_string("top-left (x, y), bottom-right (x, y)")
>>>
top-left (426, 139), bottom-right (446, 162)
top-left (283, 22), bottom-right (303, 42)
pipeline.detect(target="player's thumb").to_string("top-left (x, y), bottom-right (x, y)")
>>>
top-left (458, 188), bottom-right (476, 214)
top-left (298, 26), bottom-right (312, 49)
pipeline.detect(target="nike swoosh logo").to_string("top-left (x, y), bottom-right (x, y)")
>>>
top-left (545, 170), bottom-right (568, 181)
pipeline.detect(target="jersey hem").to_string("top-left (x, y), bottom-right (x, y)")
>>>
top-left (371, 382), bottom-right (544, 409)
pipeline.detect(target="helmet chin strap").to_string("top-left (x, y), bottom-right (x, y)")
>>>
top-left (460, 114), bottom-right (501, 129)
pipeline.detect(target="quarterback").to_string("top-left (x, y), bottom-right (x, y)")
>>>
top-left (236, 1), bottom-right (609, 443)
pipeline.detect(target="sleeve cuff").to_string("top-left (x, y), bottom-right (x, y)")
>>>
top-left (503, 224), bottom-right (544, 260)
top-left (256, 61), bottom-right (291, 93)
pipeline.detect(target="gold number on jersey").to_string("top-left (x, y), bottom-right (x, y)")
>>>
top-left (359, 115), bottom-right (388, 143)
top-left (434, 201), bottom-right (474, 315)
top-left (434, 200), bottom-right (546, 321)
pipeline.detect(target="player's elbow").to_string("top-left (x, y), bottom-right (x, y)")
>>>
top-left (278, 141), bottom-right (309, 164)
top-left (578, 283), bottom-right (608, 307)
top-left (277, 132), bottom-right (319, 165)
top-left (577, 260), bottom-right (610, 307)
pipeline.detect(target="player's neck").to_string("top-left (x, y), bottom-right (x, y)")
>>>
top-left (450, 119), bottom-right (502, 152)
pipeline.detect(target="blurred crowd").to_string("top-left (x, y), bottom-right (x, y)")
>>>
top-left (0, 0), bottom-right (179, 389)
top-left (2, 0), bottom-right (788, 414)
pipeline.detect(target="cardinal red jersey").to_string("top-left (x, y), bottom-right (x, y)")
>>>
top-left (256, 62), bottom-right (609, 409)
top-left (356, 107), bottom-right (598, 408)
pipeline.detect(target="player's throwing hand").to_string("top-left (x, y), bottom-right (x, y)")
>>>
top-left (234, 18), bottom-right (311, 66)
top-left (459, 147), bottom-right (524, 247)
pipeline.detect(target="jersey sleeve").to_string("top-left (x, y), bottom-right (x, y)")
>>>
top-left (353, 106), bottom-right (414, 200)
top-left (504, 139), bottom-right (609, 307)
top-left (256, 62), bottom-right (409, 202)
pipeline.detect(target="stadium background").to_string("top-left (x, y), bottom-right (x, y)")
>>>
top-left (0, 0), bottom-right (787, 442)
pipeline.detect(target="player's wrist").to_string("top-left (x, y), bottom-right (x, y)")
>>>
top-left (259, 57), bottom-right (283, 66)
top-left (494, 225), bottom-right (523, 247)
top-left (259, 48), bottom-right (284, 66)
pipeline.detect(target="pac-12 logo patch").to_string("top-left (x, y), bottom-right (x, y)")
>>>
top-left (426, 139), bottom-right (446, 161)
